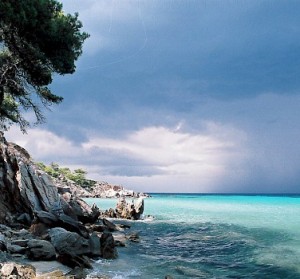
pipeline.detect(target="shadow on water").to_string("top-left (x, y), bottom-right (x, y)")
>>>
top-left (125, 221), bottom-right (300, 279)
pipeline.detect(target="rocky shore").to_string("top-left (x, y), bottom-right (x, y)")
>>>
top-left (0, 133), bottom-right (148, 278)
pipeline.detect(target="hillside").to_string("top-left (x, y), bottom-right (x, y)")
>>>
top-left (36, 162), bottom-right (149, 199)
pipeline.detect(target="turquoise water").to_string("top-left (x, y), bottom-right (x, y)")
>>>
top-left (85, 194), bottom-right (300, 279)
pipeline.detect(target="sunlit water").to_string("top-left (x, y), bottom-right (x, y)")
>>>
top-left (84, 194), bottom-right (300, 279)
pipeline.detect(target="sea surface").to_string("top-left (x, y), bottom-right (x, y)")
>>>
top-left (84, 194), bottom-right (300, 279)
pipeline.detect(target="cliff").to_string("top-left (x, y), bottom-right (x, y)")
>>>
top-left (0, 132), bottom-right (146, 277)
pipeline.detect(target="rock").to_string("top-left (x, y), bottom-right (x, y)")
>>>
top-left (66, 267), bottom-right (89, 279)
top-left (11, 239), bottom-right (29, 247)
top-left (127, 232), bottom-right (140, 243)
top-left (35, 270), bottom-right (66, 279)
top-left (133, 197), bottom-right (144, 219)
top-left (0, 225), bottom-right (13, 237)
top-left (57, 213), bottom-right (89, 238)
top-left (89, 232), bottom-right (101, 257)
top-left (0, 233), bottom-right (7, 251)
top-left (113, 233), bottom-right (127, 247)
top-left (0, 262), bottom-right (36, 279)
top-left (7, 243), bottom-right (26, 254)
top-left (49, 227), bottom-right (90, 257)
top-left (29, 222), bottom-right (49, 237)
top-left (35, 210), bottom-right (58, 225)
top-left (102, 218), bottom-right (118, 231)
top-left (88, 224), bottom-right (107, 232)
top-left (57, 254), bottom-right (92, 269)
top-left (0, 135), bottom-right (64, 222)
top-left (165, 275), bottom-right (174, 279)
top-left (16, 213), bottom-right (32, 226)
top-left (68, 198), bottom-right (100, 224)
top-left (100, 232), bottom-right (117, 259)
top-left (27, 239), bottom-right (56, 261)
top-left (112, 197), bottom-right (145, 220)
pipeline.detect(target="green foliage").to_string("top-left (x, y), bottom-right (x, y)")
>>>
top-left (0, 0), bottom-right (89, 132)
top-left (37, 162), bottom-right (96, 188)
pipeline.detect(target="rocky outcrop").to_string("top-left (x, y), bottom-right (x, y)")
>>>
top-left (0, 132), bottom-right (100, 227)
top-left (102, 197), bottom-right (145, 220)
top-left (0, 132), bottom-right (146, 276)
top-left (89, 182), bottom-right (150, 199)
top-left (54, 175), bottom-right (150, 199)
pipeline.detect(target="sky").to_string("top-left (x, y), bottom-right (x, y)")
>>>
top-left (5, 0), bottom-right (300, 193)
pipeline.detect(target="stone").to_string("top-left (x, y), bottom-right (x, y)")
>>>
top-left (57, 213), bottom-right (89, 238)
top-left (100, 232), bottom-right (117, 259)
top-left (113, 233), bottom-right (127, 247)
top-left (127, 232), bottom-right (140, 243)
top-left (11, 239), bottom-right (28, 247)
top-left (16, 213), bottom-right (32, 226)
top-left (29, 222), bottom-right (49, 237)
top-left (133, 197), bottom-right (144, 220)
top-left (36, 270), bottom-right (65, 279)
top-left (57, 254), bottom-right (92, 269)
top-left (27, 239), bottom-right (56, 261)
top-left (34, 210), bottom-right (58, 225)
top-left (49, 227), bottom-right (90, 257)
top-left (89, 232), bottom-right (101, 257)
top-left (102, 218), bottom-right (118, 231)
top-left (0, 233), bottom-right (7, 251)
top-left (0, 262), bottom-right (36, 279)
top-left (66, 267), bottom-right (89, 279)
top-left (68, 198), bottom-right (100, 224)
top-left (7, 243), bottom-right (26, 254)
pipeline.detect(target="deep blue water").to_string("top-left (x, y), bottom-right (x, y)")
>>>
top-left (85, 194), bottom-right (300, 279)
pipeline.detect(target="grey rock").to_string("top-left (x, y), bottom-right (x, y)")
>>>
top-left (16, 213), bottom-right (32, 225)
top-left (127, 232), bottom-right (140, 243)
top-left (49, 227), bottom-right (90, 256)
top-left (27, 239), bottom-right (56, 260)
top-left (0, 233), bottom-right (7, 251)
top-left (7, 243), bottom-right (26, 254)
top-left (34, 210), bottom-right (58, 225)
top-left (57, 213), bottom-right (89, 238)
top-left (88, 232), bottom-right (101, 257)
top-left (68, 198), bottom-right (100, 224)
top-left (100, 232), bottom-right (117, 259)
top-left (11, 239), bottom-right (28, 247)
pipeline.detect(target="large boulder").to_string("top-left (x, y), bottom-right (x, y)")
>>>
top-left (68, 198), bottom-right (100, 224)
top-left (27, 239), bottom-right (56, 260)
top-left (88, 232), bottom-right (101, 257)
top-left (48, 227), bottom-right (90, 257)
top-left (114, 197), bottom-right (145, 220)
top-left (100, 232), bottom-right (118, 259)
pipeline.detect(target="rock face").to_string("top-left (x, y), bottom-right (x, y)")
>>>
top-left (0, 133), bottom-right (107, 268)
top-left (0, 132), bottom-right (100, 226)
top-left (0, 132), bottom-right (144, 272)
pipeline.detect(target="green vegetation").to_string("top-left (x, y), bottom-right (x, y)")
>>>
top-left (37, 162), bottom-right (96, 189)
top-left (0, 0), bottom-right (89, 132)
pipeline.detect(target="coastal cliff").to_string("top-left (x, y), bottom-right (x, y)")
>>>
top-left (0, 132), bottom-right (146, 278)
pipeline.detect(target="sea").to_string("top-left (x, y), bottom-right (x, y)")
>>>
top-left (84, 194), bottom-right (300, 279)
